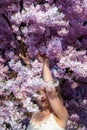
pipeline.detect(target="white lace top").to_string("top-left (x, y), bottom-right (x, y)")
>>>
top-left (27, 113), bottom-right (65, 130)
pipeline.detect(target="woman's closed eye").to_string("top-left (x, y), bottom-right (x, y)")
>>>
top-left (36, 91), bottom-right (41, 95)
top-left (36, 88), bottom-right (46, 94)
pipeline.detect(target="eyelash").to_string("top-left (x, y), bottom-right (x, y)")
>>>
top-left (36, 89), bottom-right (46, 94)
top-left (36, 91), bottom-right (41, 94)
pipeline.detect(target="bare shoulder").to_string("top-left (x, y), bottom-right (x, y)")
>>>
top-left (31, 112), bottom-right (41, 122)
top-left (31, 112), bottom-right (38, 119)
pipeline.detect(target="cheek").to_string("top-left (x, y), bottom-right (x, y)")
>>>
top-left (36, 99), bottom-right (42, 105)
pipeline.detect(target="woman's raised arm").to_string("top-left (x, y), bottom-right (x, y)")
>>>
top-left (42, 56), bottom-right (69, 124)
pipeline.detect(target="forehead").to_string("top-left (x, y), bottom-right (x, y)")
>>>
top-left (37, 87), bottom-right (45, 91)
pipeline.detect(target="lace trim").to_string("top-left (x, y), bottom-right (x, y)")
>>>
top-left (30, 113), bottom-right (52, 126)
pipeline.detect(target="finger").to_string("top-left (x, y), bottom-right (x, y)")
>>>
top-left (38, 54), bottom-right (45, 63)
top-left (19, 54), bottom-right (25, 60)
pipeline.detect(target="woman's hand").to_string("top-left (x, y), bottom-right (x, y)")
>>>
top-left (19, 53), bottom-right (30, 65)
top-left (38, 53), bottom-right (49, 66)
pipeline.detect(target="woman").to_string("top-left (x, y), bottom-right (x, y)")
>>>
top-left (26, 54), bottom-right (69, 130)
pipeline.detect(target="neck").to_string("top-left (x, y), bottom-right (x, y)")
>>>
top-left (40, 106), bottom-right (52, 114)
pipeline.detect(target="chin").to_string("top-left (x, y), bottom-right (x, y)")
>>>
top-left (38, 101), bottom-right (50, 108)
top-left (42, 103), bottom-right (49, 108)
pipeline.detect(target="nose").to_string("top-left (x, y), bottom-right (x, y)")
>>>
top-left (40, 93), bottom-right (46, 100)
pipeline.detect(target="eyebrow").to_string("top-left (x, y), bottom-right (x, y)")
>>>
top-left (37, 88), bottom-right (45, 93)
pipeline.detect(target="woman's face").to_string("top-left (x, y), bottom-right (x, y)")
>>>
top-left (36, 87), bottom-right (50, 109)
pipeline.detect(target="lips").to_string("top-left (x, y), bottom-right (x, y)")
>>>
top-left (41, 99), bottom-right (46, 102)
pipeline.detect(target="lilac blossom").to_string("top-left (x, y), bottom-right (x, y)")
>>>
top-left (46, 37), bottom-right (63, 59)
top-left (11, 4), bottom-right (69, 27)
top-left (58, 46), bottom-right (87, 78)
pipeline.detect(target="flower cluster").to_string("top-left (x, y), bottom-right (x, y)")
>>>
top-left (10, 3), bottom-right (69, 58)
top-left (58, 46), bottom-right (87, 78)
top-left (11, 4), bottom-right (69, 27)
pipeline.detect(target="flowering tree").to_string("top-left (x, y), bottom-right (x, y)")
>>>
top-left (0, 0), bottom-right (87, 130)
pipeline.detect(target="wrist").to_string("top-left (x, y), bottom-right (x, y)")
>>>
top-left (43, 60), bottom-right (49, 67)
top-left (46, 87), bottom-right (58, 97)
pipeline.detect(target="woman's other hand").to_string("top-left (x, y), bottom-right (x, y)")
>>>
top-left (19, 53), bottom-right (30, 66)
top-left (38, 53), bottom-right (49, 66)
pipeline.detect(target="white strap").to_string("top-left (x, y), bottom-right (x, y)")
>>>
top-left (31, 112), bottom-right (37, 121)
